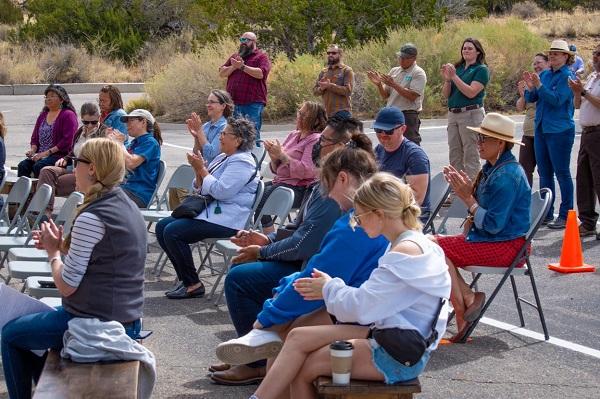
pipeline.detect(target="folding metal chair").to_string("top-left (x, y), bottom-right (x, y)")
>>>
top-left (0, 177), bottom-right (32, 235)
top-left (141, 164), bottom-right (195, 225)
top-left (251, 141), bottom-right (267, 169)
top-left (456, 188), bottom-right (553, 342)
top-left (208, 185), bottom-right (295, 305)
top-left (142, 159), bottom-right (167, 210)
top-left (422, 172), bottom-right (451, 234)
top-left (436, 197), bottom-right (468, 235)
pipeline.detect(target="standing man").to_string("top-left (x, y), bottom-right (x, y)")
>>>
top-left (313, 44), bottom-right (354, 117)
top-left (372, 106), bottom-right (431, 220)
top-left (219, 32), bottom-right (271, 140)
top-left (569, 44), bottom-right (600, 239)
top-left (367, 43), bottom-right (427, 145)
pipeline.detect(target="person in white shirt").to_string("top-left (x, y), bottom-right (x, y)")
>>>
top-left (248, 172), bottom-right (451, 399)
top-left (569, 43), bottom-right (600, 238)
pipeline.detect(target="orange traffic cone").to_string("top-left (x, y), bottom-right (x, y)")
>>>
top-left (548, 210), bottom-right (596, 273)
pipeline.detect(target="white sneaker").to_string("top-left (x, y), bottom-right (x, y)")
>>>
top-left (216, 329), bottom-right (283, 365)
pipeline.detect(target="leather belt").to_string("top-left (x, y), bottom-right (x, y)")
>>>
top-left (449, 104), bottom-right (481, 113)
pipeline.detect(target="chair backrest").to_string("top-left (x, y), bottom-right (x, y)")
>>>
top-left (526, 188), bottom-right (552, 241)
top-left (55, 191), bottom-right (85, 231)
top-left (436, 198), bottom-right (468, 235)
top-left (422, 172), bottom-right (450, 233)
top-left (0, 177), bottom-right (32, 229)
top-left (154, 164), bottom-right (196, 211)
top-left (254, 186), bottom-right (295, 230)
top-left (244, 180), bottom-right (265, 228)
top-left (13, 184), bottom-right (53, 237)
top-left (145, 160), bottom-right (167, 209)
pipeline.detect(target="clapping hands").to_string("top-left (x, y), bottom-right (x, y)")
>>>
top-left (521, 71), bottom-right (540, 90)
top-left (443, 165), bottom-right (474, 202)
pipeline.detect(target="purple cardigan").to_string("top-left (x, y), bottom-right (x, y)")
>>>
top-left (30, 109), bottom-right (78, 157)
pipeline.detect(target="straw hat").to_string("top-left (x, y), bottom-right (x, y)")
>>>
top-left (467, 113), bottom-right (523, 146)
top-left (546, 39), bottom-right (575, 55)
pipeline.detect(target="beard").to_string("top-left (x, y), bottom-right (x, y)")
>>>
top-left (239, 44), bottom-right (253, 58)
top-left (327, 57), bottom-right (337, 66)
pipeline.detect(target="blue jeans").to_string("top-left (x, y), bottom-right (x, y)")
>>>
top-left (224, 260), bottom-right (300, 367)
top-left (534, 129), bottom-right (574, 219)
top-left (233, 102), bottom-right (264, 141)
top-left (156, 216), bottom-right (238, 286)
top-left (17, 155), bottom-right (62, 178)
top-left (1, 307), bottom-right (140, 399)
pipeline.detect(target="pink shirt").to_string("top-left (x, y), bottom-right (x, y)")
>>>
top-left (272, 131), bottom-right (320, 187)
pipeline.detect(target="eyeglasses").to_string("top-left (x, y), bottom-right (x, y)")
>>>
top-left (206, 100), bottom-right (222, 105)
top-left (374, 128), bottom-right (397, 135)
top-left (326, 51), bottom-right (339, 55)
top-left (70, 157), bottom-right (91, 167)
top-left (476, 134), bottom-right (492, 144)
top-left (81, 120), bottom-right (99, 125)
top-left (349, 209), bottom-right (374, 230)
top-left (221, 130), bottom-right (237, 138)
top-left (239, 37), bottom-right (254, 43)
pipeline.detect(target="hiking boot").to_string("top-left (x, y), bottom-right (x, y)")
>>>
top-left (579, 225), bottom-right (597, 237)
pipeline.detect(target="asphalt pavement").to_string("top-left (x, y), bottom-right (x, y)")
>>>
top-left (1, 94), bottom-right (599, 398)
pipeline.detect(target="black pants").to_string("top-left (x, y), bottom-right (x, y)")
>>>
top-left (576, 126), bottom-right (600, 230)
top-left (403, 111), bottom-right (421, 145)
top-left (519, 135), bottom-right (536, 187)
top-left (17, 155), bottom-right (61, 178)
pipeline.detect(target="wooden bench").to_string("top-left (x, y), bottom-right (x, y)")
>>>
top-left (33, 350), bottom-right (140, 399)
top-left (315, 376), bottom-right (421, 399)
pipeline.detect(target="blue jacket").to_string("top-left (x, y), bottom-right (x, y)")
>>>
top-left (257, 212), bottom-right (389, 328)
top-left (524, 65), bottom-right (575, 135)
top-left (259, 183), bottom-right (341, 264)
top-left (467, 150), bottom-right (531, 242)
top-left (103, 109), bottom-right (129, 140)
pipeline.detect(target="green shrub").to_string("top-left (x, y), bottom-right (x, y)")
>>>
top-left (125, 96), bottom-right (155, 113)
top-left (511, 1), bottom-right (543, 19)
top-left (0, 0), bottom-right (22, 24)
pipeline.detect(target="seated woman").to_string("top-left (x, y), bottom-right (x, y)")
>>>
top-left (18, 84), bottom-right (78, 178)
top-left (37, 102), bottom-right (108, 218)
top-left (1, 138), bottom-right (147, 399)
top-left (432, 112), bottom-right (531, 342)
top-left (109, 109), bottom-right (162, 208)
top-left (98, 84), bottom-right (128, 139)
top-left (256, 101), bottom-right (326, 232)
top-left (248, 172), bottom-right (451, 399)
top-left (186, 89), bottom-right (234, 163)
top-left (157, 117), bottom-right (259, 299)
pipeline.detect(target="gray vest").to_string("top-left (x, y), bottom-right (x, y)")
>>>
top-left (63, 187), bottom-right (147, 323)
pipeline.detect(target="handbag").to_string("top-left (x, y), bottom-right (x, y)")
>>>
top-left (171, 194), bottom-right (214, 219)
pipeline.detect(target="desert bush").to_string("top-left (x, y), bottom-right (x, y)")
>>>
top-left (146, 17), bottom-right (548, 121)
top-left (527, 9), bottom-right (600, 38)
top-left (511, 1), bottom-right (543, 19)
top-left (0, 0), bottom-right (22, 24)
top-left (125, 96), bottom-right (155, 113)
top-left (138, 29), bottom-right (195, 79)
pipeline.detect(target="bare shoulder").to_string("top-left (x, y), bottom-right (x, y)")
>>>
top-left (390, 240), bottom-right (424, 257)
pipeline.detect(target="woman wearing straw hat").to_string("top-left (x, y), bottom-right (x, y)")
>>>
top-left (431, 112), bottom-right (531, 342)
top-left (523, 39), bottom-right (576, 229)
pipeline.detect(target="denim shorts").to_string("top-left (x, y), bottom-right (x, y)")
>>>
top-left (369, 338), bottom-right (431, 384)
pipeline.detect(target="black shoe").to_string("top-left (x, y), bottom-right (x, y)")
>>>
top-left (541, 215), bottom-right (554, 226)
top-left (164, 282), bottom-right (184, 295)
top-left (166, 284), bottom-right (205, 299)
top-left (547, 217), bottom-right (567, 229)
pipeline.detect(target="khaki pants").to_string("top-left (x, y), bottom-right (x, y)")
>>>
top-left (37, 166), bottom-right (76, 215)
top-left (447, 108), bottom-right (485, 180)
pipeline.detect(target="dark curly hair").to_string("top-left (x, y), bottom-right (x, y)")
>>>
top-left (227, 117), bottom-right (257, 152)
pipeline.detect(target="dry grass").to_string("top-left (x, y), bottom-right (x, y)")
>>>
top-left (524, 8), bottom-right (600, 38)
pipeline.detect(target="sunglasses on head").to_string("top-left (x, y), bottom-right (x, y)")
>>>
top-left (239, 37), bottom-right (253, 43)
top-left (374, 128), bottom-right (396, 135)
top-left (70, 157), bottom-right (91, 167)
top-left (81, 120), bottom-right (98, 125)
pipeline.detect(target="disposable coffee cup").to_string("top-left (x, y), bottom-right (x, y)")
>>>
top-left (330, 340), bottom-right (353, 385)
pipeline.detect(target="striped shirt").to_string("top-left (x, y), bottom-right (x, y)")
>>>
top-left (61, 212), bottom-right (105, 288)
top-left (313, 63), bottom-right (354, 116)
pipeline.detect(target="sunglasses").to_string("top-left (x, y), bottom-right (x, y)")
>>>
top-left (70, 157), bottom-right (91, 167)
top-left (374, 128), bottom-right (397, 135)
top-left (326, 51), bottom-right (339, 55)
top-left (476, 134), bottom-right (493, 144)
top-left (349, 209), bottom-right (374, 230)
top-left (81, 120), bottom-right (98, 125)
top-left (239, 37), bottom-right (254, 43)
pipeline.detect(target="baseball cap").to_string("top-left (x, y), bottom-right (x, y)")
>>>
top-left (397, 43), bottom-right (418, 58)
top-left (120, 109), bottom-right (155, 125)
top-left (372, 107), bottom-right (405, 131)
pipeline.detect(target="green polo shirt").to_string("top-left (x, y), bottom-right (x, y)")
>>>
top-left (448, 63), bottom-right (489, 109)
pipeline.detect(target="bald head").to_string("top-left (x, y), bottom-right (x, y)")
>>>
top-left (242, 32), bottom-right (257, 42)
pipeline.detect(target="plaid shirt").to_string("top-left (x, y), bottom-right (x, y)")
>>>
top-left (223, 49), bottom-right (271, 105)
top-left (313, 63), bottom-right (354, 116)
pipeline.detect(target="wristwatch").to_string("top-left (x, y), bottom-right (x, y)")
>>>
top-left (240, 64), bottom-right (246, 72)
top-left (581, 89), bottom-right (588, 97)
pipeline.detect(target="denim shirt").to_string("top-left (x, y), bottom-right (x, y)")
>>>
top-left (201, 116), bottom-right (227, 163)
top-left (524, 65), bottom-right (575, 135)
top-left (467, 151), bottom-right (531, 243)
top-left (103, 109), bottom-right (129, 141)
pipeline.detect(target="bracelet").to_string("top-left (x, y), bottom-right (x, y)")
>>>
top-left (581, 89), bottom-right (588, 97)
top-left (48, 256), bottom-right (61, 265)
top-left (468, 202), bottom-right (479, 215)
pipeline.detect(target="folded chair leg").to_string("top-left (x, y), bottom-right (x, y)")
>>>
top-left (156, 256), bottom-right (169, 277)
top-left (510, 275), bottom-right (525, 327)
top-left (152, 251), bottom-right (164, 275)
top-left (527, 260), bottom-right (550, 340)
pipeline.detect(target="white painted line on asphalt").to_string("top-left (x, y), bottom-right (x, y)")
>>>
top-left (481, 317), bottom-right (600, 360)
top-left (163, 142), bottom-right (193, 151)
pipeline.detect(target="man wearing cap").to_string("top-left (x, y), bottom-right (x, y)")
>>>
top-left (569, 43), bottom-right (600, 239)
top-left (569, 44), bottom-right (585, 78)
top-left (367, 43), bottom-right (427, 145)
top-left (372, 106), bottom-right (431, 219)
top-left (219, 32), bottom-right (271, 140)
top-left (313, 45), bottom-right (354, 117)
